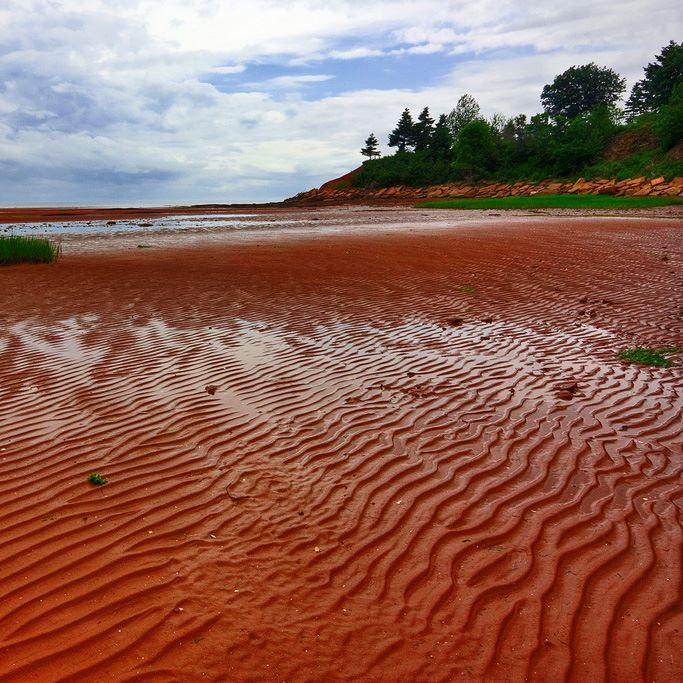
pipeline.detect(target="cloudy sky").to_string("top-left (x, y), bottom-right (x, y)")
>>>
top-left (0, 1), bottom-right (680, 205)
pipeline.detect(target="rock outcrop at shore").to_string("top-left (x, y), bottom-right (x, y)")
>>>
top-left (285, 176), bottom-right (683, 205)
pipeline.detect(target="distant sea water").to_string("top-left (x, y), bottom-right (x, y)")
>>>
top-left (1, 214), bottom-right (301, 237)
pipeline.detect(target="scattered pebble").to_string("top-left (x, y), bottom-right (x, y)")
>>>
top-left (556, 381), bottom-right (579, 401)
top-left (445, 317), bottom-right (464, 327)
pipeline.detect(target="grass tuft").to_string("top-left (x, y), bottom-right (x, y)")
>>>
top-left (617, 346), bottom-right (683, 368)
top-left (88, 473), bottom-right (108, 486)
top-left (0, 235), bottom-right (61, 265)
top-left (416, 194), bottom-right (683, 210)
top-left (458, 284), bottom-right (477, 293)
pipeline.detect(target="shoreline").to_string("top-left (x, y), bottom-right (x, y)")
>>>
top-left (1, 201), bottom-right (682, 230)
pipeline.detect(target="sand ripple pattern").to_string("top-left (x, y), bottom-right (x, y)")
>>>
top-left (0, 216), bottom-right (681, 681)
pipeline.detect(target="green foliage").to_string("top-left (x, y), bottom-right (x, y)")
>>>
top-left (360, 132), bottom-right (381, 159)
top-left (353, 46), bottom-right (682, 192)
top-left (548, 106), bottom-right (619, 176)
top-left (351, 150), bottom-right (452, 188)
top-left (417, 195), bottom-right (683, 210)
top-left (617, 346), bottom-right (683, 368)
top-left (489, 113), bottom-right (508, 136)
top-left (626, 41), bottom-right (683, 117)
top-left (541, 63), bottom-right (626, 120)
top-left (446, 94), bottom-right (481, 140)
top-left (88, 473), bottom-right (108, 486)
top-left (452, 119), bottom-right (499, 180)
top-left (458, 284), bottom-right (477, 293)
top-left (0, 235), bottom-right (61, 265)
top-left (584, 148), bottom-right (683, 181)
top-left (651, 82), bottom-right (683, 150)
top-left (429, 114), bottom-right (454, 159)
top-left (414, 107), bottom-right (435, 151)
top-left (388, 108), bottom-right (416, 152)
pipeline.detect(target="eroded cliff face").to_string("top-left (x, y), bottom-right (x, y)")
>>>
top-left (285, 176), bottom-right (683, 205)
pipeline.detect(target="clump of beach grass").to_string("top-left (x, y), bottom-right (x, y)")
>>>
top-left (88, 473), bottom-right (108, 486)
top-left (0, 235), bottom-right (61, 265)
top-left (617, 346), bottom-right (683, 368)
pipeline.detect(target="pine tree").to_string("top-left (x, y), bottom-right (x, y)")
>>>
top-left (360, 133), bottom-right (381, 159)
top-left (625, 41), bottom-right (683, 118)
top-left (429, 114), bottom-right (454, 158)
top-left (388, 108), bottom-right (416, 152)
top-left (414, 107), bottom-right (435, 151)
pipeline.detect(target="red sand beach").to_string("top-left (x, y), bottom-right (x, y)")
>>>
top-left (0, 209), bottom-right (681, 681)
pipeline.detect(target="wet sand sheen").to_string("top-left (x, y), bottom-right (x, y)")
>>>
top-left (0, 214), bottom-right (681, 681)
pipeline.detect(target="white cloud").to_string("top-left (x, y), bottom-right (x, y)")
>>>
top-left (0, 0), bottom-right (681, 204)
top-left (245, 74), bottom-right (334, 90)
top-left (328, 47), bottom-right (386, 60)
top-left (208, 65), bottom-right (247, 75)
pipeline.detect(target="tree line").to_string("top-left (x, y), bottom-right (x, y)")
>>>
top-left (355, 41), bottom-right (682, 188)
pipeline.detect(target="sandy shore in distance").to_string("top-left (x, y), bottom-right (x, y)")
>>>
top-left (0, 209), bottom-right (681, 681)
top-left (0, 205), bottom-right (282, 224)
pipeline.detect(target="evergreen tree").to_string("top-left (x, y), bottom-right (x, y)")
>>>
top-left (429, 114), bottom-right (454, 158)
top-left (446, 94), bottom-right (481, 140)
top-left (541, 63), bottom-right (625, 120)
top-left (360, 133), bottom-right (381, 159)
top-left (414, 107), bottom-right (435, 151)
top-left (388, 108), bottom-right (416, 152)
top-left (625, 41), bottom-right (683, 118)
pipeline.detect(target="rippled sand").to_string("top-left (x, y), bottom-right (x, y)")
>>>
top-left (0, 210), bottom-right (681, 681)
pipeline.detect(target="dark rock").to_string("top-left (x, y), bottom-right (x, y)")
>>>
top-left (445, 317), bottom-right (464, 327)
top-left (556, 381), bottom-right (579, 401)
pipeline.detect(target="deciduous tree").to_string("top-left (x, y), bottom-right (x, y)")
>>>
top-left (541, 63), bottom-right (625, 120)
top-left (452, 119), bottom-right (498, 180)
top-left (446, 94), bottom-right (481, 140)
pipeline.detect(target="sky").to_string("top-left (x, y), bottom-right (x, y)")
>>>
top-left (0, 1), bottom-right (681, 206)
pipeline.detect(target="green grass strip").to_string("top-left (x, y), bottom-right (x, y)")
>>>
top-left (0, 235), bottom-right (61, 265)
top-left (617, 346), bottom-right (683, 368)
top-left (416, 194), bottom-right (683, 210)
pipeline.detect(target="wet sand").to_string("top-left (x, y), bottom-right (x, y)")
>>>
top-left (0, 210), bottom-right (681, 681)
top-left (0, 205), bottom-right (284, 225)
